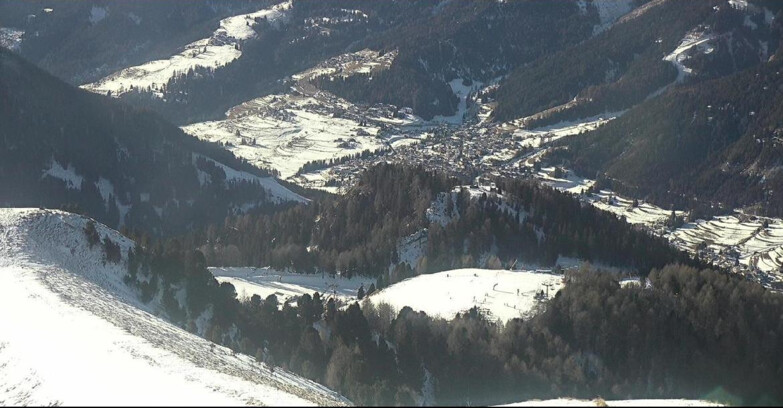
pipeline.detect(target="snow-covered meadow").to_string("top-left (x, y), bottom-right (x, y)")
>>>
top-left (211, 266), bottom-right (375, 305)
top-left (182, 93), bottom-right (391, 179)
top-left (364, 268), bottom-right (564, 323)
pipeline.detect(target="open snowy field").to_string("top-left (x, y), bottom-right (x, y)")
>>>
top-left (81, 1), bottom-right (291, 97)
top-left (292, 48), bottom-right (397, 82)
top-left (211, 266), bottom-right (375, 304)
top-left (0, 208), bottom-right (348, 406)
top-left (512, 112), bottom-right (622, 149)
top-left (182, 92), bottom-right (391, 179)
top-left (364, 268), bottom-right (564, 323)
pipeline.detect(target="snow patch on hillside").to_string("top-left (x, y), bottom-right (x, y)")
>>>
top-left (192, 154), bottom-right (307, 204)
top-left (365, 268), bottom-right (564, 323)
top-left (89, 6), bottom-right (108, 25)
top-left (81, 1), bottom-right (291, 97)
top-left (41, 159), bottom-right (83, 190)
top-left (0, 27), bottom-right (24, 51)
top-left (292, 48), bottom-right (398, 82)
top-left (591, 0), bottom-right (635, 35)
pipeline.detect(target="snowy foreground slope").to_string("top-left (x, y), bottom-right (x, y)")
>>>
top-left (498, 398), bottom-right (721, 407)
top-left (0, 208), bottom-right (348, 406)
top-left (364, 269), bottom-right (564, 323)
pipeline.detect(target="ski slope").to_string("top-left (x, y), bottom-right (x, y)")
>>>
top-left (81, 1), bottom-right (291, 97)
top-left (0, 208), bottom-right (348, 406)
top-left (364, 268), bottom-right (564, 322)
top-left (211, 266), bottom-right (375, 304)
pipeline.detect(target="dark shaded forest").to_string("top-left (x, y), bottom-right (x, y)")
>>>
top-left (172, 164), bottom-right (694, 287)
top-left (113, 0), bottom-right (599, 123)
top-left (553, 39), bottom-right (783, 217)
top-left (493, 0), bottom-right (720, 124)
top-left (0, 47), bottom-right (293, 236)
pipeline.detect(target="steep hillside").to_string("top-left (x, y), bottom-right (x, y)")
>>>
top-left (0, 208), bottom-right (348, 406)
top-left (557, 45), bottom-right (783, 217)
top-left (72, 0), bottom-right (609, 123)
top-left (0, 0), bottom-right (273, 84)
top-left (0, 47), bottom-right (304, 235)
top-left (493, 0), bottom-right (781, 126)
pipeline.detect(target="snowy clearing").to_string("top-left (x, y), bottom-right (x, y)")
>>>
top-left (663, 29), bottom-right (716, 83)
top-left (81, 1), bottom-right (291, 97)
top-left (41, 158), bottom-right (83, 190)
top-left (211, 266), bottom-right (375, 305)
top-left (512, 112), bottom-right (622, 148)
top-left (364, 268), bottom-right (564, 323)
top-left (0, 208), bottom-right (348, 406)
top-left (292, 48), bottom-right (398, 82)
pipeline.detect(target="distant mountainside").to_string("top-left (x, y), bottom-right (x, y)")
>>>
top-left (557, 47), bottom-right (783, 217)
top-left (0, 47), bottom-right (305, 235)
top-left (481, 0), bottom-right (783, 217)
top-left (0, 0), bottom-right (273, 84)
top-left (492, 0), bottom-right (783, 125)
top-left (16, 0), bottom-right (622, 124)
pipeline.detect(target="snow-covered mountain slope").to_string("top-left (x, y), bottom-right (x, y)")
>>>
top-left (81, 1), bottom-right (291, 98)
top-left (211, 266), bottom-right (374, 304)
top-left (364, 268), bottom-right (564, 323)
top-left (0, 208), bottom-right (349, 406)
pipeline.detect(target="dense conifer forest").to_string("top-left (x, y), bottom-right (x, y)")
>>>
top-left (175, 164), bottom-right (693, 283)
